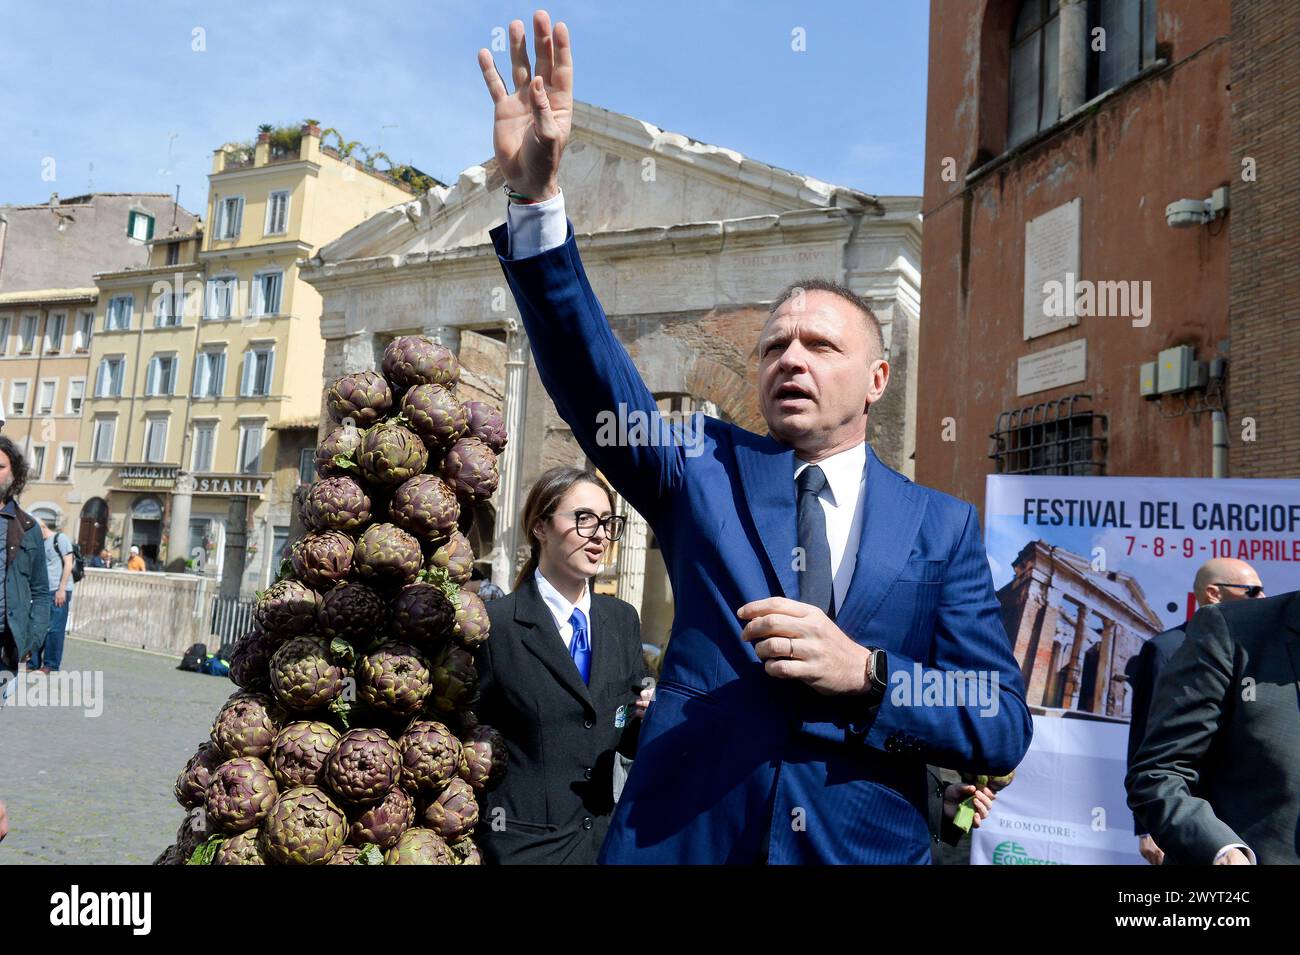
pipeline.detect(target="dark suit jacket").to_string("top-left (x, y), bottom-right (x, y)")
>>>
top-left (490, 219), bottom-right (1032, 865)
top-left (1126, 591), bottom-right (1300, 864)
top-left (1125, 626), bottom-right (1188, 834)
top-left (474, 577), bottom-right (647, 865)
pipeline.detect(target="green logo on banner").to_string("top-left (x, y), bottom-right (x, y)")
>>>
top-left (991, 840), bottom-right (1065, 865)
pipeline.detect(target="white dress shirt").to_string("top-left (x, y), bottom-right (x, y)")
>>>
top-left (507, 195), bottom-right (871, 612)
top-left (533, 568), bottom-right (592, 651)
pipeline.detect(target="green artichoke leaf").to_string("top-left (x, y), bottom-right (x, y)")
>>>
top-left (186, 834), bottom-right (225, 866)
top-left (358, 843), bottom-right (385, 865)
top-left (328, 696), bottom-right (353, 729)
top-left (329, 637), bottom-right (356, 668)
top-left (274, 558), bottom-right (294, 583)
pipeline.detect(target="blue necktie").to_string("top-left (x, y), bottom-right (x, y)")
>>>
top-left (796, 465), bottom-right (835, 619)
top-left (568, 608), bottom-right (591, 685)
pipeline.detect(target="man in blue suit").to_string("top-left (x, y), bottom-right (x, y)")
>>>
top-left (477, 12), bottom-right (1032, 864)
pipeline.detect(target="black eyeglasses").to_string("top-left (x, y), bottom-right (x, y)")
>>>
top-left (1214, 582), bottom-right (1265, 599)
top-left (554, 510), bottom-right (626, 541)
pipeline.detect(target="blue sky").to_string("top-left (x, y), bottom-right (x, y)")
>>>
top-left (0, 0), bottom-right (929, 216)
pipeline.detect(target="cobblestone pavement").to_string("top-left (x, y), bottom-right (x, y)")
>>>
top-left (0, 638), bottom-right (233, 865)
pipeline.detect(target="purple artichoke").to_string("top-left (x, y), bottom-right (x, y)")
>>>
top-left (327, 370), bottom-right (393, 427)
top-left (453, 589), bottom-right (491, 650)
top-left (358, 421), bottom-right (429, 488)
top-left (348, 783), bottom-right (415, 848)
top-left (260, 786), bottom-right (347, 865)
top-left (357, 641), bottom-right (432, 717)
top-left (289, 531), bottom-right (355, 590)
top-left (428, 646), bottom-right (479, 715)
top-left (319, 581), bottom-right (390, 644)
top-left (324, 728), bottom-right (402, 807)
top-left (327, 845), bottom-right (364, 865)
top-left (214, 829), bottom-right (268, 865)
top-left (314, 423), bottom-right (364, 478)
top-left (384, 827), bottom-right (456, 865)
top-left (401, 383), bottom-right (468, 450)
top-left (174, 812), bottom-right (216, 860)
top-left (398, 720), bottom-right (462, 795)
top-left (458, 724), bottom-right (508, 793)
top-left (428, 530), bottom-right (474, 585)
top-left (462, 400), bottom-right (508, 453)
top-left (302, 476), bottom-right (373, 534)
top-left (353, 522), bottom-right (423, 587)
top-left (174, 741), bottom-right (224, 809)
top-left (450, 837), bottom-right (482, 865)
top-left (229, 627), bottom-right (276, 691)
top-left (419, 776), bottom-right (479, 840)
top-left (269, 720), bottom-right (342, 789)
top-left (205, 756), bottom-right (279, 833)
top-left (211, 691), bottom-right (282, 760)
top-left (441, 438), bottom-right (500, 503)
top-left (382, 336), bottom-right (460, 390)
top-left (270, 635), bottom-right (346, 713)
top-left (253, 578), bottom-right (321, 636)
top-left (391, 582), bottom-right (457, 650)
top-left (389, 474), bottom-right (460, 543)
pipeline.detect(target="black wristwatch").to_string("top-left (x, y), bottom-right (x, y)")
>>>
top-left (864, 647), bottom-right (888, 703)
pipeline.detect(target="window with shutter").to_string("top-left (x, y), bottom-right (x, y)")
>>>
top-left (68, 379), bottom-right (85, 415)
top-left (45, 313), bottom-right (66, 352)
top-left (56, 446), bottom-right (74, 480)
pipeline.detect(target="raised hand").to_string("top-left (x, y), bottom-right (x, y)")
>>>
top-left (477, 11), bottom-right (573, 202)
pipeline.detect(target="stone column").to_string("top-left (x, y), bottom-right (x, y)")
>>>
top-left (168, 474), bottom-right (195, 568)
top-left (1059, 0), bottom-right (1089, 116)
top-left (492, 319), bottom-right (529, 592)
top-left (1093, 618), bottom-right (1117, 715)
top-left (615, 503), bottom-right (649, 617)
top-left (1060, 600), bottom-right (1091, 709)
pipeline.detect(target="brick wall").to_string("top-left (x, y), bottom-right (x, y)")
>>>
top-left (1228, 1), bottom-right (1300, 477)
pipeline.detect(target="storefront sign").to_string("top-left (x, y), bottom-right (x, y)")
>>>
top-left (115, 466), bottom-right (179, 490)
top-left (194, 475), bottom-right (270, 497)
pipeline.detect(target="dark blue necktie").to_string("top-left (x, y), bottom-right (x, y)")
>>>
top-left (796, 465), bottom-right (835, 618)
top-left (568, 608), bottom-right (591, 684)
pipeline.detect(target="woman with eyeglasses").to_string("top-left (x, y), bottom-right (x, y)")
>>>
top-left (473, 467), bottom-right (652, 864)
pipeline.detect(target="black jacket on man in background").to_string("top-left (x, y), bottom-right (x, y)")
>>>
top-left (1127, 591), bottom-right (1300, 864)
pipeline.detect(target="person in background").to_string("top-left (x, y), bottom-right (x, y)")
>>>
top-left (127, 546), bottom-right (146, 572)
top-left (86, 549), bottom-right (108, 569)
top-left (1125, 557), bottom-right (1263, 865)
top-left (1128, 589), bottom-right (1299, 865)
top-left (0, 800), bottom-right (8, 842)
top-left (29, 518), bottom-right (75, 673)
top-left (474, 467), bottom-right (652, 864)
top-left (0, 436), bottom-right (52, 681)
top-left (466, 563), bottom-right (506, 602)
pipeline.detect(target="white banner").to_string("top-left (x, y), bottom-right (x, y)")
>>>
top-left (974, 475), bottom-right (1300, 864)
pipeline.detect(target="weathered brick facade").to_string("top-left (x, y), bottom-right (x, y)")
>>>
top-left (1227, 1), bottom-right (1300, 476)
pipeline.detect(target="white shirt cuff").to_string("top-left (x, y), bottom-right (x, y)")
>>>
top-left (505, 190), bottom-right (567, 259)
top-left (1214, 843), bottom-right (1255, 864)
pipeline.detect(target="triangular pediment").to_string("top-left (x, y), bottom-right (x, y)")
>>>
top-left (314, 100), bottom-right (877, 264)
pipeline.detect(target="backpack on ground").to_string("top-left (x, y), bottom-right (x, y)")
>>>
top-left (178, 643), bottom-right (208, 672)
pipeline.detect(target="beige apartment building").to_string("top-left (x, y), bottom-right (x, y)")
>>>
top-left (77, 124), bottom-right (417, 599)
top-left (0, 193), bottom-right (200, 529)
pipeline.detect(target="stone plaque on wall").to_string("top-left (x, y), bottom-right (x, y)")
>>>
top-left (1023, 197), bottom-right (1081, 340)
top-left (1017, 338), bottom-right (1087, 396)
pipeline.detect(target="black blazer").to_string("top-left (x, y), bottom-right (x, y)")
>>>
top-left (1124, 626), bottom-right (1188, 834)
top-left (474, 576), bottom-right (648, 864)
top-left (1127, 591), bottom-right (1300, 864)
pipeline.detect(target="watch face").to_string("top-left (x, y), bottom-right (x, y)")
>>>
top-left (871, 649), bottom-right (888, 688)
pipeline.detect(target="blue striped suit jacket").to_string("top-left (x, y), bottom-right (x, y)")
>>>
top-left (490, 221), bottom-right (1032, 864)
